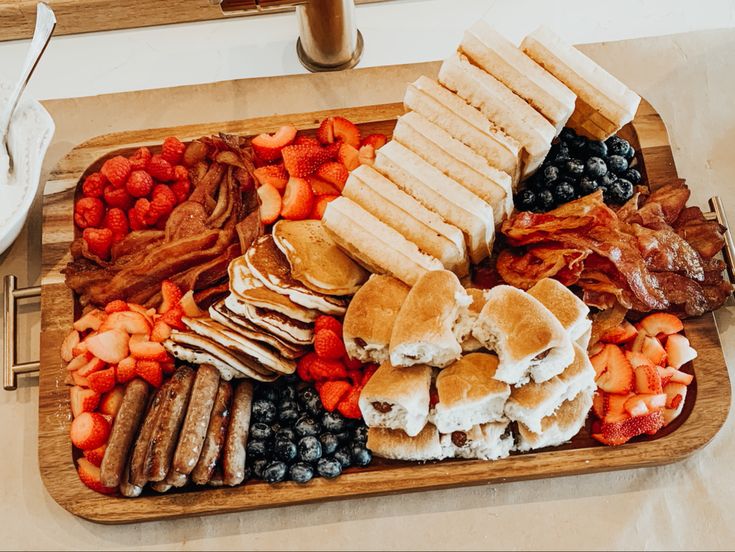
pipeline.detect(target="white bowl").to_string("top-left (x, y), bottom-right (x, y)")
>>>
top-left (0, 84), bottom-right (55, 256)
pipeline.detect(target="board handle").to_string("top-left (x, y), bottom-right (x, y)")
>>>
top-left (3, 275), bottom-right (40, 391)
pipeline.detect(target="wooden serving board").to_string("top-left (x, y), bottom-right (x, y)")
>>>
top-left (38, 100), bottom-right (732, 524)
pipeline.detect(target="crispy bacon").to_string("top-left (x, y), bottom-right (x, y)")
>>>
top-left (496, 246), bottom-right (588, 289)
top-left (674, 206), bottom-right (726, 259)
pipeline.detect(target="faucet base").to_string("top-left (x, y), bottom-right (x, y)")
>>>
top-left (296, 29), bottom-right (364, 72)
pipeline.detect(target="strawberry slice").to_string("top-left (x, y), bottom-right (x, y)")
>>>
top-left (136, 360), bottom-right (163, 387)
top-left (179, 290), bottom-right (205, 317)
top-left (603, 393), bottom-right (633, 423)
top-left (641, 336), bottom-right (667, 365)
top-left (590, 345), bottom-right (610, 378)
top-left (308, 175), bottom-right (340, 196)
top-left (337, 384), bottom-right (363, 419)
top-left (159, 280), bottom-right (183, 314)
top-left (99, 385), bottom-right (125, 417)
top-left (316, 161), bottom-right (349, 191)
top-left (73, 309), bottom-right (107, 332)
top-left (257, 183), bottom-right (282, 225)
top-left (592, 390), bottom-right (606, 418)
top-left (70, 386), bottom-right (101, 418)
top-left (317, 116), bottom-right (361, 149)
top-left (639, 312), bottom-right (684, 337)
top-left (592, 410), bottom-right (665, 446)
top-left (83, 444), bottom-right (107, 467)
top-left (254, 164), bottom-right (289, 192)
top-left (77, 356), bottom-right (106, 378)
top-left (150, 319), bottom-right (172, 343)
top-left (623, 395), bottom-right (649, 417)
top-left (337, 143), bottom-right (360, 171)
top-left (116, 356), bottom-right (137, 383)
top-left (634, 364), bottom-right (663, 394)
top-left (99, 310), bottom-right (151, 335)
top-left (85, 328), bottom-right (130, 364)
top-left (319, 380), bottom-right (352, 412)
top-left (630, 328), bottom-right (647, 353)
top-left (625, 350), bottom-right (654, 369)
top-left (638, 393), bottom-right (667, 411)
top-left (161, 305), bottom-right (186, 330)
top-left (70, 412), bottom-right (110, 450)
top-left (66, 352), bottom-right (93, 372)
top-left (88, 368), bottom-right (117, 394)
top-left (596, 345), bottom-right (635, 394)
top-left (665, 333), bottom-right (697, 368)
top-left (76, 457), bottom-right (116, 494)
top-left (71, 371), bottom-right (90, 388)
top-left (309, 194), bottom-right (338, 220)
top-left (129, 334), bottom-right (169, 361)
top-left (282, 144), bottom-right (332, 177)
top-left (251, 125), bottom-right (297, 161)
top-left (361, 133), bottom-right (387, 150)
top-left (358, 144), bottom-right (376, 167)
top-left (127, 303), bottom-right (156, 325)
top-left (662, 382), bottom-right (688, 425)
top-left (600, 320), bottom-right (638, 344)
top-left (281, 177), bottom-right (314, 221)
top-left (72, 340), bottom-right (89, 357)
top-left (60, 330), bottom-right (80, 362)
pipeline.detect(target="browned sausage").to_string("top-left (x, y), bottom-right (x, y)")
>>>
top-left (118, 457), bottom-right (143, 498)
top-left (100, 379), bottom-right (150, 487)
top-left (129, 381), bottom-right (168, 487)
top-left (191, 380), bottom-right (232, 485)
top-left (172, 364), bottom-right (220, 475)
top-left (163, 466), bottom-right (189, 488)
top-left (223, 380), bottom-right (254, 486)
top-left (150, 481), bottom-right (172, 493)
top-left (208, 465), bottom-right (225, 487)
top-left (147, 366), bottom-right (196, 482)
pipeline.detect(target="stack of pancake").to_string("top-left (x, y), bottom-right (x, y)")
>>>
top-left (164, 220), bottom-right (368, 381)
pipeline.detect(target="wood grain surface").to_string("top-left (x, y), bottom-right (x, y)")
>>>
top-left (38, 100), bottom-right (732, 524)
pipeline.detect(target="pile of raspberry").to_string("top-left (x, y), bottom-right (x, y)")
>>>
top-left (296, 315), bottom-right (376, 420)
top-left (73, 136), bottom-right (193, 260)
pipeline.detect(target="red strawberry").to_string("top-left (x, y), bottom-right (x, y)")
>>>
top-left (344, 356), bottom-right (362, 371)
top-left (296, 352), bottom-right (318, 382)
top-left (281, 177), bottom-right (314, 221)
top-left (104, 185), bottom-right (134, 211)
top-left (128, 147), bottom-right (151, 171)
top-left (136, 360), bottom-right (163, 387)
top-left (179, 290), bottom-right (205, 317)
top-left (361, 364), bottom-right (378, 385)
top-left (254, 164), bottom-right (289, 192)
top-left (101, 156), bottom-right (132, 187)
top-left (104, 299), bottom-right (128, 314)
top-left (282, 144), bottom-right (332, 177)
top-left (337, 143), bottom-right (359, 171)
top-left (358, 144), bottom-right (375, 166)
top-left (116, 356), bottom-right (137, 383)
top-left (347, 370), bottom-right (362, 386)
top-left (595, 344), bottom-right (635, 394)
top-left (74, 197), bottom-right (105, 229)
top-left (77, 457), bottom-right (116, 494)
top-left (99, 385), bottom-right (125, 417)
top-left (337, 385), bottom-right (363, 419)
top-left (159, 280), bottom-right (183, 313)
top-left (314, 315), bottom-right (343, 335)
top-left (85, 328), bottom-right (130, 364)
top-left (77, 356), bottom-right (105, 378)
top-left (641, 336), bottom-right (666, 366)
top-left (639, 313), bottom-right (684, 337)
top-left (319, 380), bottom-right (352, 412)
top-left (83, 444), bottom-right (107, 467)
top-left (67, 352), bottom-right (91, 372)
top-left (125, 170), bottom-right (154, 198)
top-left (317, 116), bottom-right (361, 148)
top-left (600, 320), bottom-right (638, 344)
top-left (171, 179), bottom-right (191, 204)
top-left (129, 334), bottom-right (170, 362)
top-left (309, 357), bottom-right (348, 381)
top-left (87, 368), bottom-right (116, 394)
top-left (82, 228), bottom-right (114, 260)
top-left (314, 329), bottom-right (346, 360)
top-left (665, 333), bottom-right (697, 369)
top-left (294, 135), bottom-right (321, 147)
top-left (161, 305), bottom-right (186, 330)
top-left (151, 319), bottom-right (172, 342)
top-left (634, 364), bottom-right (664, 394)
top-left (102, 208), bottom-right (129, 242)
top-left (161, 136), bottom-right (186, 165)
top-left (602, 393), bottom-right (633, 423)
top-left (60, 330), bottom-right (81, 363)
top-left (70, 412), bottom-right (111, 450)
top-left (309, 194), bottom-right (338, 220)
top-left (70, 386), bottom-right (101, 418)
top-left (257, 183), bottom-right (282, 225)
top-left (316, 161), bottom-right (349, 191)
top-left (82, 172), bottom-right (106, 198)
top-left (146, 154), bottom-right (175, 181)
top-left (592, 410), bottom-right (665, 446)
top-left (361, 133), bottom-right (387, 150)
top-left (308, 175), bottom-right (340, 196)
top-left (73, 309), bottom-right (106, 332)
top-left (251, 125), bottom-right (297, 161)
top-left (592, 391), bottom-right (606, 419)
top-left (72, 371), bottom-right (90, 388)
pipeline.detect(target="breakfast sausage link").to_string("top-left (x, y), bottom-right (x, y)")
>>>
top-left (100, 379), bottom-right (151, 488)
top-left (223, 380), bottom-right (254, 486)
top-left (118, 457), bottom-right (143, 498)
top-left (147, 366), bottom-right (196, 482)
top-left (129, 381), bottom-right (168, 488)
top-left (191, 380), bottom-right (233, 485)
top-left (164, 466), bottom-right (189, 488)
top-left (172, 364), bottom-right (220, 475)
top-left (150, 481), bottom-right (172, 493)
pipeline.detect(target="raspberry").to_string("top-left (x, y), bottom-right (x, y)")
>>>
top-left (102, 207), bottom-right (129, 241)
top-left (146, 154), bottom-right (175, 181)
top-left (296, 352), bottom-right (318, 382)
top-left (147, 185), bottom-right (177, 224)
top-left (125, 170), bottom-right (154, 198)
top-left (104, 300), bottom-right (128, 314)
top-left (173, 165), bottom-right (189, 181)
top-left (82, 173), bottom-right (106, 198)
top-left (100, 156), bottom-right (131, 188)
top-left (344, 355), bottom-right (362, 371)
top-left (314, 329), bottom-right (346, 360)
top-left (128, 206), bottom-right (147, 231)
top-left (161, 136), bottom-right (186, 165)
top-left (82, 228), bottom-right (114, 260)
top-left (74, 197), bottom-right (105, 229)
top-left (314, 315), bottom-right (342, 335)
top-left (319, 380), bottom-right (352, 412)
top-left (309, 357), bottom-right (347, 381)
top-left (171, 179), bottom-right (191, 204)
top-left (134, 198), bottom-right (152, 225)
top-left (128, 147), bottom-right (151, 171)
top-left (103, 185), bottom-right (133, 210)
top-left (337, 385), bottom-right (363, 419)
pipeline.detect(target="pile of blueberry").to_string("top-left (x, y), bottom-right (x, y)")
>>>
top-left (516, 128), bottom-right (642, 212)
top-left (246, 376), bottom-right (372, 484)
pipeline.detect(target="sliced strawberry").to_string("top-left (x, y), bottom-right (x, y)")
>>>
top-left (66, 352), bottom-right (93, 372)
top-left (294, 135), bottom-right (321, 147)
top-left (150, 319), bottom-right (172, 343)
top-left (257, 183), bottom-right (282, 225)
top-left (309, 194), bottom-right (339, 220)
top-left (281, 177), bottom-right (314, 221)
top-left (104, 299), bottom-right (129, 314)
top-left (77, 457), bottom-right (116, 494)
top-left (116, 356), bottom-right (137, 383)
top-left (656, 365), bottom-right (675, 387)
top-left (251, 125), bottom-right (297, 161)
top-left (60, 330), bottom-right (80, 362)
top-left (136, 360), bottom-right (163, 387)
top-left (319, 380), bottom-right (352, 412)
top-left (630, 328), bottom-right (647, 353)
top-left (161, 305), bottom-right (186, 330)
top-left (179, 290), bottom-right (205, 317)
top-left (592, 391), bottom-right (606, 418)
top-left (308, 175), bottom-right (340, 196)
top-left (638, 393), bottom-right (667, 411)
top-left (127, 303), bottom-right (155, 325)
top-left (77, 356), bottom-right (106, 378)
top-left (603, 393), bottom-right (633, 423)
top-left (361, 133), bottom-right (387, 150)
top-left (85, 328), bottom-right (130, 364)
top-left (88, 368), bottom-right (116, 394)
top-left (253, 164), bottom-right (289, 192)
top-left (625, 350), bottom-right (654, 369)
top-left (73, 309), bottom-right (107, 332)
top-left (639, 312), bottom-right (684, 337)
top-left (316, 117), bottom-right (335, 145)
top-left (159, 280), bottom-right (183, 314)
top-left (623, 395), bottom-right (649, 417)
top-left (72, 340), bottom-right (89, 357)
top-left (337, 143), bottom-right (360, 171)
top-left (358, 144), bottom-right (376, 166)
top-left (590, 345), bottom-right (610, 378)
top-left (668, 368), bottom-right (694, 386)
top-left (70, 386), bottom-right (101, 418)
top-left (665, 333), bottom-right (697, 369)
top-left (634, 364), bottom-right (663, 394)
top-left (662, 382), bottom-right (688, 425)
top-left (99, 385), bottom-right (125, 417)
top-left (282, 144), bottom-right (332, 177)
top-left (99, 310), bottom-right (151, 335)
top-left (71, 371), bottom-right (90, 388)
top-left (83, 444), bottom-right (107, 467)
top-left (592, 410), bottom-right (665, 446)
top-left (315, 161), bottom-right (349, 191)
top-left (70, 412), bottom-right (110, 450)
top-left (129, 334), bottom-right (169, 361)
top-left (641, 336), bottom-right (667, 366)
top-left (337, 384), bottom-right (363, 419)
top-left (596, 345), bottom-right (635, 394)
top-left (600, 321), bottom-right (638, 344)
top-left (331, 116), bottom-right (361, 148)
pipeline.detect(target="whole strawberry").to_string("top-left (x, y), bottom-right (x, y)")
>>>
top-left (100, 156), bottom-right (131, 188)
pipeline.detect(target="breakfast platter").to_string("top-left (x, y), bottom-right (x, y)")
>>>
top-left (36, 23), bottom-right (731, 524)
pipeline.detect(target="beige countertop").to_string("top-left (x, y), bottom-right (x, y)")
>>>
top-left (1, 29), bottom-right (734, 550)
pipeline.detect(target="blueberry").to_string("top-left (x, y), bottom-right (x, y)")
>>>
top-left (578, 176), bottom-right (599, 196)
top-left (624, 145), bottom-right (635, 161)
top-left (543, 165), bottom-right (560, 185)
top-left (623, 168), bottom-right (641, 185)
top-left (263, 461), bottom-right (288, 483)
top-left (298, 386), bottom-right (318, 406)
top-left (553, 182), bottom-right (576, 204)
top-left (353, 425), bottom-right (368, 444)
top-left (274, 438), bottom-right (298, 463)
top-left (333, 447), bottom-right (352, 468)
top-left (351, 445), bottom-right (372, 467)
top-left (516, 189), bottom-right (536, 211)
top-left (279, 386), bottom-right (297, 403)
top-left (535, 189), bottom-right (555, 211)
top-left (606, 135), bottom-right (630, 157)
top-left (250, 422), bottom-right (272, 441)
top-left (279, 400), bottom-right (298, 413)
top-left (275, 427), bottom-right (297, 442)
top-left (252, 399), bottom-right (277, 423)
top-left (586, 140), bottom-right (608, 158)
top-left (559, 128), bottom-right (577, 142)
top-left (568, 134), bottom-right (588, 153)
top-left (585, 156), bottom-right (607, 178)
top-left (564, 159), bottom-right (584, 178)
top-left (279, 408), bottom-right (299, 424)
top-left (606, 155), bottom-right (628, 175)
top-left (335, 430), bottom-right (352, 443)
top-left (294, 415), bottom-right (320, 437)
top-left (319, 433), bottom-right (339, 455)
top-left (298, 436), bottom-right (323, 463)
top-left (316, 457), bottom-right (343, 479)
top-left (609, 178), bottom-right (634, 204)
top-left (246, 439), bottom-right (268, 459)
top-left (304, 393), bottom-right (324, 417)
top-left (255, 385), bottom-right (279, 402)
top-left (598, 172), bottom-right (617, 188)
top-left (322, 412), bottom-right (346, 433)
top-left (251, 458), bottom-right (269, 479)
top-left (289, 462), bottom-right (314, 484)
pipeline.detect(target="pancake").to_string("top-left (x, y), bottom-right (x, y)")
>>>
top-left (272, 220), bottom-right (369, 296)
top-left (224, 294), bottom-right (314, 345)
